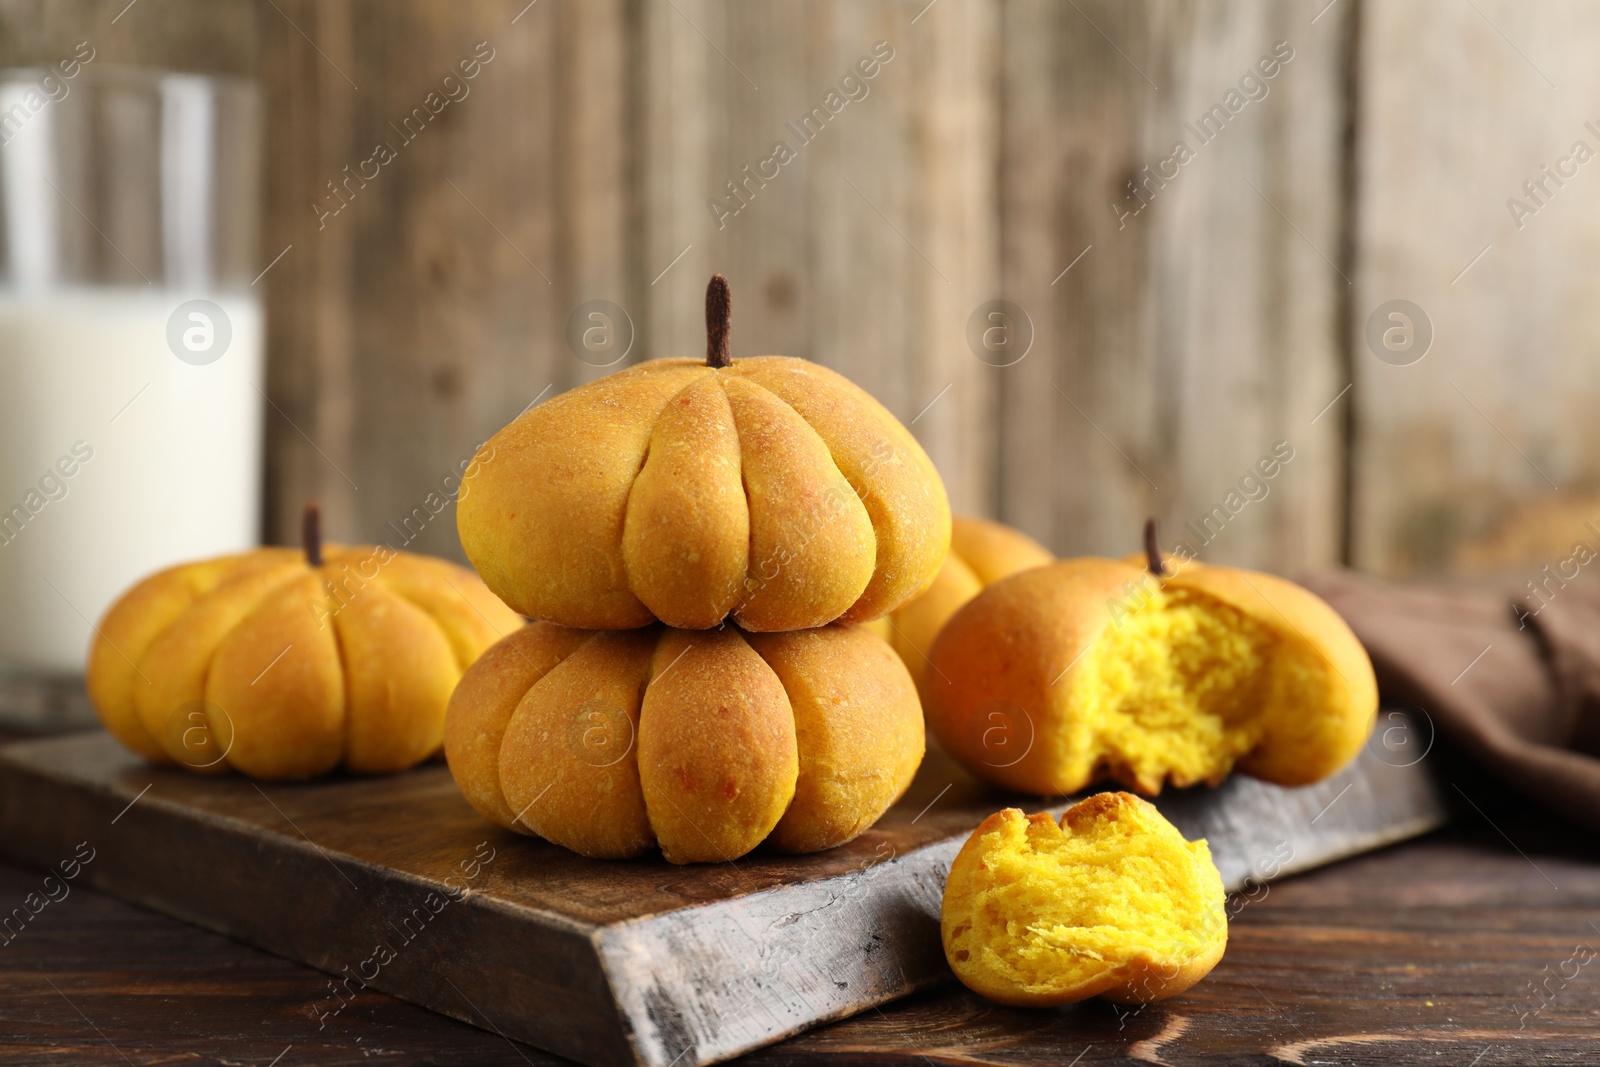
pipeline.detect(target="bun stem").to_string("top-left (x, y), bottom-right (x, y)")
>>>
top-left (303, 503), bottom-right (323, 568)
top-left (1144, 517), bottom-right (1167, 577)
top-left (706, 274), bottom-right (732, 368)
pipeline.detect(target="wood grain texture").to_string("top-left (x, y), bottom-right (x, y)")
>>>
top-left (259, 0), bottom-right (586, 559)
top-left (249, 0), bottom-right (1002, 553)
top-left (0, 0), bottom-right (256, 75)
top-left (0, 0), bottom-right (1362, 574)
top-left (17, 1), bottom-right (1600, 590)
top-left (997, 0), bottom-right (1350, 573)
top-left (0, 724), bottom-right (1442, 1067)
top-left (0, 760), bottom-right (1589, 1066)
top-left (757, 828), bottom-right (1600, 1066)
top-left (637, 1), bottom-right (999, 516)
top-left (1351, 1), bottom-right (1600, 577)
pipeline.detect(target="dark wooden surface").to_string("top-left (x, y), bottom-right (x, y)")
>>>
top-left (0, 726), bottom-right (1443, 1067)
top-left (0, 730), bottom-right (1594, 1065)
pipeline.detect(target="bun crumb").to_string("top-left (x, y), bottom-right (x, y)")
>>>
top-left (941, 793), bottom-right (1227, 1006)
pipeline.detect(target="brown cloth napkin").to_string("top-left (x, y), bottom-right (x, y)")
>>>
top-left (1304, 570), bottom-right (1600, 832)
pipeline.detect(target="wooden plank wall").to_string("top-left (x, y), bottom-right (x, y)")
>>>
top-left (0, 0), bottom-right (256, 76)
top-left (997, 0), bottom-right (1350, 574)
top-left (1353, 0), bottom-right (1600, 579)
top-left (9, 0), bottom-right (1595, 582)
top-left (254, 0), bottom-right (1000, 561)
top-left (635, 0), bottom-right (999, 517)
top-left (258, 0), bottom-right (581, 562)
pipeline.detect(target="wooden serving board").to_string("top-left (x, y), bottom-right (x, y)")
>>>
top-left (0, 720), bottom-right (1445, 1067)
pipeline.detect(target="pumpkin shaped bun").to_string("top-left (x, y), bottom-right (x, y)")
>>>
top-left (87, 506), bottom-right (523, 780)
top-left (457, 276), bottom-right (951, 632)
top-left (444, 619), bottom-right (924, 863)
top-left (926, 523), bottom-right (1377, 797)
top-left (865, 515), bottom-right (1053, 699)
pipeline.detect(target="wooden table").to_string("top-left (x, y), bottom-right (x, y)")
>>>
top-left (1, 740), bottom-right (1594, 1066)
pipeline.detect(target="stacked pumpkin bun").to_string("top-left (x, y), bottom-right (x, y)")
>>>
top-left (445, 276), bottom-right (946, 863)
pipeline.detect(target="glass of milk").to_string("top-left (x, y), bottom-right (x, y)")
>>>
top-left (0, 64), bottom-right (263, 723)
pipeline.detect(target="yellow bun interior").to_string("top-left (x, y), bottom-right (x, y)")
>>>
top-left (925, 557), bottom-right (1377, 796)
top-left (1072, 587), bottom-right (1334, 793)
top-left (942, 794), bottom-right (1226, 1006)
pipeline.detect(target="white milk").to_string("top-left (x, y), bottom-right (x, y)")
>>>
top-left (0, 287), bottom-right (263, 673)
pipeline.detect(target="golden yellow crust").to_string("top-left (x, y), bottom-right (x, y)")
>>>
top-left (333, 579), bottom-right (461, 775)
top-left (949, 516), bottom-right (1055, 585)
top-left (883, 516), bottom-right (1053, 698)
top-left (86, 545), bottom-right (524, 779)
top-left (719, 376), bottom-right (876, 631)
top-left (621, 375), bottom-right (750, 630)
top-left (498, 630), bottom-right (658, 859)
top-left (941, 795), bottom-right (1226, 1007)
top-left (745, 626), bottom-right (925, 854)
top-left (456, 356), bottom-right (951, 633)
top-left (729, 358), bottom-right (950, 625)
top-left (87, 552), bottom-right (292, 764)
top-left (639, 628), bottom-right (799, 863)
top-left (445, 620), bottom-right (925, 863)
top-left (441, 624), bottom-right (592, 831)
top-left (924, 556), bottom-right (1377, 796)
top-left (131, 559), bottom-right (309, 774)
top-left (208, 572), bottom-right (348, 780)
